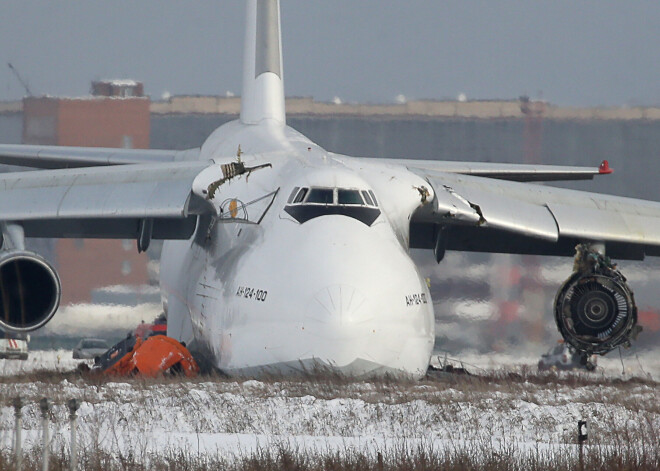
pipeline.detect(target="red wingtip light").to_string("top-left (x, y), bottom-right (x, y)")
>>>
top-left (599, 160), bottom-right (613, 174)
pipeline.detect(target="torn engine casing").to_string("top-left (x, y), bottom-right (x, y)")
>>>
top-left (0, 251), bottom-right (61, 333)
top-left (554, 247), bottom-right (638, 356)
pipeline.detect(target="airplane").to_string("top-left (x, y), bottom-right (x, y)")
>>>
top-left (0, 0), bottom-right (657, 378)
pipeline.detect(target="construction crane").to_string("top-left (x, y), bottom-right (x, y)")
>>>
top-left (7, 62), bottom-right (33, 97)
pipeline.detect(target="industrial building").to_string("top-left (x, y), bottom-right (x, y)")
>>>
top-left (15, 80), bottom-right (151, 305)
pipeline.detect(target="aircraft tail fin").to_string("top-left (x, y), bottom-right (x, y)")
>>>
top-left (240, 0), bottom-right (286, 125)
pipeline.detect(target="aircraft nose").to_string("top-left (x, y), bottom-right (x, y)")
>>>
top-left (300, 282), bottom-right (379, 370)
top-left (252, 215), bottom-right (434, 377)
top-left (306, 284), bottom-right (372, 328)
top-left (298, 274), bottom-right (432, 376)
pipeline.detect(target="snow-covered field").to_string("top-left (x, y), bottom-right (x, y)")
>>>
top-left (39, 302), bottom-right (161, 337)
top-left (0, 350), bottom-right (658, 469)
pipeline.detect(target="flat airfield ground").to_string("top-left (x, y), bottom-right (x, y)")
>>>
top-left (0, 349), bottom-right (658, 470)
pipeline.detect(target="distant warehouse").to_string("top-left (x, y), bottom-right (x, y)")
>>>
top-left (22, 79), bottom-right (149, 149)
top-left (17, 80), bottom-right (152, 305)
top-left (151, 95), bottom-right (660, 121)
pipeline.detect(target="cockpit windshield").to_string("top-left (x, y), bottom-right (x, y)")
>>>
top-left (306, 188), bottom-right (334, 204)
top-left (287, 187), bottom-right (378, 207)
top-left (285, 186), bottom-right (380, 226)
top-left (337, 189), bottom-right (363, 205)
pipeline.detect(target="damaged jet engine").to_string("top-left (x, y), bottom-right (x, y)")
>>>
top-left (554, 244), bottom-right (639, 355)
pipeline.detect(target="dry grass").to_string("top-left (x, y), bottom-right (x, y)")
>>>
top-left (0, 367), bottom-right (658, 470)
top-left (0, 438), bottom-right (659, 471)
top-left (1, 366), bottom-right (658, 413)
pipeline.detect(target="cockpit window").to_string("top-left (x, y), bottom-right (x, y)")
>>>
top-left (368, 190), bottom-right (378, 206)
top-left (305, 188), bottom-right (334, 204)
top-left (287, 187), bottom-right (300, 204)
top-left (284, 185), bottom-right (380, 226)
top-left (293, 187), bottom-right (308, 203)
top-left (337, 189), bottom-right (364, 205)
top-left (361, 190), bottom-right (374, 206)
top-left (284, 187), bottom-right (380, 226)
top-left (288, 186), bottom-right (378, 207)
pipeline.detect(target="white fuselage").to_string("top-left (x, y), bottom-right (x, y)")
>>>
top-left (160, 120), bottom-right (435, 378)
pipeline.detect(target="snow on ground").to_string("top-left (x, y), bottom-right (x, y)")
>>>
top-left (430, 348), bottom-right (660, 378)
top-left (41, 303), bottom-right (161, 337)
top-left (0, 350), bottom-right (83, 377)
top-left (0, 350), bottom-right (658, 462)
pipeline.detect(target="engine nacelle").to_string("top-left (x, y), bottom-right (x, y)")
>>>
top-left (554, 272), bottom-right (637, 355)
top-left (0, 251), bottom-right (61, 333)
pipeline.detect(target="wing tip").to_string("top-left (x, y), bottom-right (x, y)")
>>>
top-left (599, 160), bottom-right (613, 174)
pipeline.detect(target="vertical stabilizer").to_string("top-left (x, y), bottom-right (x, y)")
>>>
top-left (240, 0), bottom-right (286, 125)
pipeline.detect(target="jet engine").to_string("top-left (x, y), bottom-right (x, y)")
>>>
top-left (554, 245), bottom-right (638, 355)
top-left (0, 251), bottom-right (61, 333)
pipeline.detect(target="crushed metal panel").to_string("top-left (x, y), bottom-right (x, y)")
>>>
top-left (205, 161), bottom-right (273, 200)
top-left (462, 187), bottom-right (558, 241)
top-left (416, 166), bottom-right (660, 251)
top-left (430, 183), bottom-right (481, 224)
top-left (426, 174), bottom-right (559, 241)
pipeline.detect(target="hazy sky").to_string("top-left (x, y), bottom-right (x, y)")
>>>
top-left (2, 1), bottom-right (659, 106)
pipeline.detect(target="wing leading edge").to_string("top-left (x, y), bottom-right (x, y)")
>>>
top-left (0, 144), bottom-right (200, 169)
top-left (0, 160), bottom-right (214, 241)
top-left (411, 170), bottom-right (660, 260)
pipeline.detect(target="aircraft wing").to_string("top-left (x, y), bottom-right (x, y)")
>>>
top-left (0, 160), bottom-right (213, 241)
top-left (380, 157), bottom-right (611, 182)
top-left (411, 170), bottom-right (660, 260)
top-left (0, 144), bottom-right (201, 169)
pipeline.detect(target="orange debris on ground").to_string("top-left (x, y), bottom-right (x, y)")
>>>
top-left (103, 336), bottom-right (199, 377)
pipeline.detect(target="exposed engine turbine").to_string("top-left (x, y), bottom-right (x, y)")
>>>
top-left (554, 244), bottom-right (638, 356)
top-left (0, 251), bottom-right (61, 333)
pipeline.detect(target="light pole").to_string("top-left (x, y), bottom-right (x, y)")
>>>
top-left (13, 396), bottom-right (24, 471)
top-left (39, 398), bottom-right (51, 471)
top-left (67, 399), bottom-right (81, 471)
